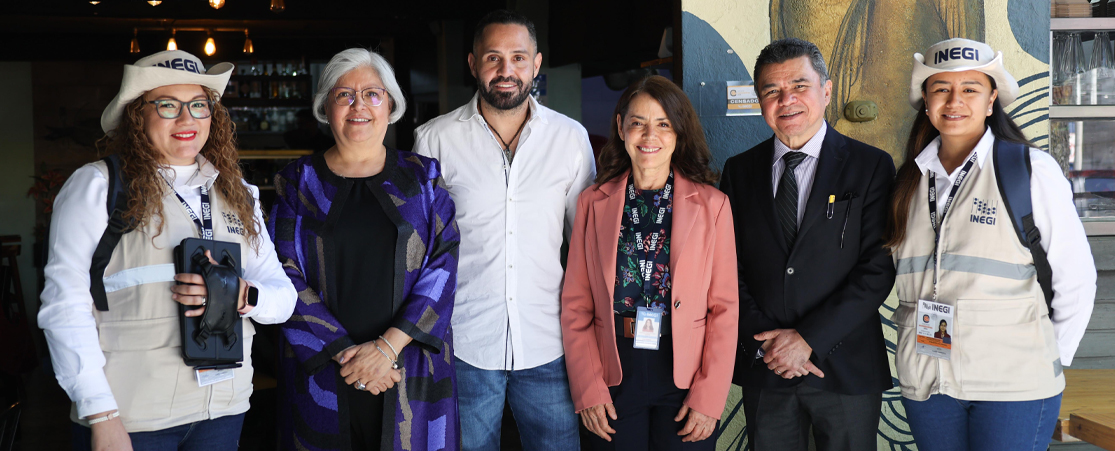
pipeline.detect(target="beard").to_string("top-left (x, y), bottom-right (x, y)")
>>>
top-left (478, 75), bottom-right (533, 110)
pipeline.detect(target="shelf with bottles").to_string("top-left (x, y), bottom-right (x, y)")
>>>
top-left (1050, 26), bottom-right (1115, 225)
top-left (1051, 30), bottom-right (1115, 106)
top-left (229, 106), bottom-right (304, 134)
top-left (222, 60), bottom-right (314, 105)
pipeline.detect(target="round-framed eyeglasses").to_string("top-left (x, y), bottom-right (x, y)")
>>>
top-left (146, 99), bottom-right (214, 120)
top-left (331, 87), bottom-right (387, 107)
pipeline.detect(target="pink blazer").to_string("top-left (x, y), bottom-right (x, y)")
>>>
top-left (561, 171), bottom-right (739, 419)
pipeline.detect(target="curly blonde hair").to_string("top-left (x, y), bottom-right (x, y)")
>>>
top-left (96, 87), bottom-right (261, 250)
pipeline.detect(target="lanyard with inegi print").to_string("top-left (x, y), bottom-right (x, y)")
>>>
top-left (625, 171), bottom-right (674, 307)
top-left (165, 178), bottom-right (214, 240)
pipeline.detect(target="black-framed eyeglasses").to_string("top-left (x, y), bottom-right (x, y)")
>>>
top-left (331, 87), bottom-right (387, 107)
top-left (146, 99), bottom-right (214, 120)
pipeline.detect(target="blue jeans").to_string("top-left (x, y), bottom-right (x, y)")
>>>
top-left (902, 394), bottom-right (1061, 451)
top-left (455, 355), bottom-right (579, 451)
top-left (72, 413), bottom-right (245, 451)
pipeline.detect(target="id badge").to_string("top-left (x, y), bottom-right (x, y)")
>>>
top-left (633, 306), bottom-right (663, 350)
top-left (196, 368), bottom-right (235, 387)
top-left (916, 299), bottom-right (954, 360)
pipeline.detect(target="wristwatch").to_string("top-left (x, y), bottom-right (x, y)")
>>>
top-left (246, 285), bottom-right (259, 307)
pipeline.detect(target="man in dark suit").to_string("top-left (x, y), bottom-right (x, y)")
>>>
top-left (718, 38), bottom-right (896, 451)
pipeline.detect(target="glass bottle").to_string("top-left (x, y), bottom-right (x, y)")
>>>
top-left (1092, 32), bottom-right (1115, 104)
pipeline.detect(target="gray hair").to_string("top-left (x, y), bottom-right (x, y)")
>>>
top-left (313, 48), bottom-right (407, 124)
top-left (754, 38), bottom-right (829, 84)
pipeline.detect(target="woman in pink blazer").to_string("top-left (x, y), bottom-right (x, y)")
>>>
top-left (561, 75), bottom-right (739, 450)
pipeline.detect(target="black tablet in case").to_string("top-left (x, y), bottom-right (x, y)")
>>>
top-left (173, 237), bottom-right (244, 368)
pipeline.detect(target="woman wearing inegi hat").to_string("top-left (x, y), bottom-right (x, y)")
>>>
top-left (885, 38), bottom-right (1096, 450)
top-left (38, 49), bottom-right (296, 450)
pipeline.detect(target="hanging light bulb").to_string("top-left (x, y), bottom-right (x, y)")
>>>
top-left (204, 32), bottom-right (217, 56)
top-left (130, 28), bottom-right (141, 54)
top-left (148, 0), bottom-right (162, 5)
top-left (270, 0), bottom-right (285, 13)
top-left (242, 30), bottom-right (254, 54)
top-left (209, 0), bottom-right (225, 9)
top-left (167, 29), bottom-right (178, 51)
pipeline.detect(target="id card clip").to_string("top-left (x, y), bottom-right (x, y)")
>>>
top-left (915, 299), bottom-right (953, 360)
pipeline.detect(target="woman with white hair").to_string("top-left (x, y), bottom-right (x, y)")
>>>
top-left (270, 48), bottom-right (461, 450)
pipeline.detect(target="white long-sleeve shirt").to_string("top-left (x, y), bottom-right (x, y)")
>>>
top-left (414, 93), bottom-right (596, 370)
top-left (38, 158), bottom-right (296, 418)
top-left (914, 128), bottom-right (1097, 365)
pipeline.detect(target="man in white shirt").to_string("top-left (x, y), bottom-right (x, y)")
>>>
top-left (413, 9), bottom-right (595, 451)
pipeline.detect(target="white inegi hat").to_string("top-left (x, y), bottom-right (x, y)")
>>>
top-left (101, 50), bottom-right (234, 133)
top-left (909, 38), bottom-right (1019, 109)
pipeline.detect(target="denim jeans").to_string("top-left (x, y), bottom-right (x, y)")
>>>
top-left (72, 413), bottom-right (245, 451)
top-left (902, 393), bottom-right (1062, 451)
top-left (455, 355), bottom-right (579, 451)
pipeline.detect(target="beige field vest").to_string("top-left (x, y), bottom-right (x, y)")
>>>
top-left (71, 160), bottom-right (256, 432)
top-left (892, 147), bottom-right (1063, 402)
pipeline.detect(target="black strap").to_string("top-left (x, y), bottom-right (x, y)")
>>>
top-left (993, 139), bottom-right (1055, 317)
top-left (89, 155), bottom-right (131, 312)
top-left (191, 251), bottom-right (240, 349)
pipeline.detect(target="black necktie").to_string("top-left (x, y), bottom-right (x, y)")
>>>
top-left (776, 151), bottom-right (808, 251)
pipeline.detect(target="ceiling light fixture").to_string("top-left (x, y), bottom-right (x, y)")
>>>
top-left (204, 31), bottom-right (217, 56)
top-left (89, 1), bottom-right (101, 4)
top-left (209, 0), bottom-right (225, 9)
top-left (243, 30), bottom-right (254, 54)
top-left (167, 29), bottom-right (178, 51)
top-left (130, 28), bottom-right (141, 54)
top-left (270, 0), bottom-right (285, 13)
top-left (148, 0), bottom-right (162, 5)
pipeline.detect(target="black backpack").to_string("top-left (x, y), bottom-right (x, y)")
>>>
top-left (993, 139), bottom-right (1055, 317)
top-left (89, 154), bottom-right (131, 312)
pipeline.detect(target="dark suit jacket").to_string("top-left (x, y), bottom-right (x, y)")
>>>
top-left (718, 125), bottom-right (896, 395)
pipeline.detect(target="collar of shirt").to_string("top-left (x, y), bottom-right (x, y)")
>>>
top-left (158, 154), bottom-right (220, 189)
top-left (914, 126), bottom-right (995, 177)
top-left (457, 91), bottom-right (550, 126)
top-left (772, 121), bottom-right (827, 165)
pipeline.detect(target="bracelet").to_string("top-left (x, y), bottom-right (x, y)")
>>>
top-left (87, 411), bottom-right (120, 425)
top-left (374, 343), bottom-right (399, 369)
top-left (379, 335), bottom-right (399, 360)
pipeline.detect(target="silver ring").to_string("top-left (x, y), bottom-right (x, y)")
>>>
top-left (775, 370), bottom-right (783, 375)
top-left (201, 296), bottom-right (207, 306)
top-left (355, 381), bottom-right (366, 391)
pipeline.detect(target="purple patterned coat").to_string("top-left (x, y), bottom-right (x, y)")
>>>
top-left (269, 149), bottom-right (460, 451)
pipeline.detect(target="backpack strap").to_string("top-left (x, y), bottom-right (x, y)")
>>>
top-left (993, 139), bottom-right (1055, 317)
top-left (88, 155), bottom-right (132, 312)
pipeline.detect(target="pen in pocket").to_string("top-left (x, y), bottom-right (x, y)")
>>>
top-left (840, 192), bottom-right (858, 249)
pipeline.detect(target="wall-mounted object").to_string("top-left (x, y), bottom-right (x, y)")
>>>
top-left (844, 100), bottom-right (878, 122)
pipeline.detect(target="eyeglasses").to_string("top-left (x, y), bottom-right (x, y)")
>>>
top-left (331, 87), bottom-right (387, 107)
top-left (146, 99), bottom-right (214, 120)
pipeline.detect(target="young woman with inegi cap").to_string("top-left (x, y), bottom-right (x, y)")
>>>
top-left (886, 38), bottom-right (1096, 451)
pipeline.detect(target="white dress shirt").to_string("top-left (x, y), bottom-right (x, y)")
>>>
top-left (772, 122), bottom-right (827, 225)
top-left (38, 157), bottom-right (296, 418)
top-left (414, 93), bottom-right (596, 370)
top-left (914, 128), bottom-right (1097, 365)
